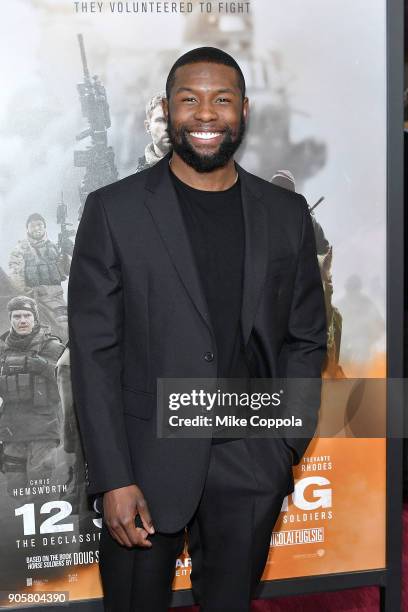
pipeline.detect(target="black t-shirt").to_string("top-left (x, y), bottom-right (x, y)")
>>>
top-left (170, 168), bottom-right (249, 381)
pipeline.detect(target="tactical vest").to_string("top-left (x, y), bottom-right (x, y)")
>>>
top-left (24, 242), bottom-right (64, 287)
top-left (0, 345), bottom-right (60, 406)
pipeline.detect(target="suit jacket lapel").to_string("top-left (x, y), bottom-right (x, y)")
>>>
top-left (237, 164), bottom-right (268, 347)
top-left (144, 154), bottom-right (214, 337)
top-left (144, 154), bottom-right (268, 348)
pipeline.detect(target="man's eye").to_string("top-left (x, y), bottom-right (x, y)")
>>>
top-left (183, 97), bottom-right (196, 103)
top-left (217, 97), bottom-right (230, 103)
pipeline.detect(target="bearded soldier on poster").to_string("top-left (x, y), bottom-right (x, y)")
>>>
top-left (8, 213), bottom-right (72, 342)
top-left (68, 47), bottom-right (326, 611)
top-left (0, 296), bottom-right (65, 498)
top-left (135, 92), bottom-right (172, 172)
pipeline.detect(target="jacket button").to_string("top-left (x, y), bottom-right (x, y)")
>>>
top-left (203, 351), bottom-right (214, 362)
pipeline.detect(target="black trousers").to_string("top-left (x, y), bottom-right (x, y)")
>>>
top-left (99, 438), bottom-right (292, 612)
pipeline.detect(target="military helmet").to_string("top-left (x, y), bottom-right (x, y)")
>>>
top-left (7, 296), bottom-right (39, 322)
top-left (270, 170), bottom-right (296, 192)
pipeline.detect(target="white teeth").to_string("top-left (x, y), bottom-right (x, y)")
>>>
top-left (190, 132), bottom-right (221, 140)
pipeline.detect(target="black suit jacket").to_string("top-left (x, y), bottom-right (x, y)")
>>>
top-left (67, 153), bottom-right (327, 532)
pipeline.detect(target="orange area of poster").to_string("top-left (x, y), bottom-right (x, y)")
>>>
top-left (262, 437), bottom-right (386, 580)
top-left (172, 437), bottom-right (386, 589)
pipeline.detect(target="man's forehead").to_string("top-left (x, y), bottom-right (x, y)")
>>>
top-left (11, 310), bottom-right (33, 316)
top-left (173, 62), bottom-right (240, 90)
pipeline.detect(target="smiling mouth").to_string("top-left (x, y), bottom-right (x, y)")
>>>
top-left (189, 131), bottom-right (223, 141)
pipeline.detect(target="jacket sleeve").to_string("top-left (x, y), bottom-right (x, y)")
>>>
top-left (280, 196), bottom-right (327, 464)
top-left (67, 190), bottom-right (135, 495)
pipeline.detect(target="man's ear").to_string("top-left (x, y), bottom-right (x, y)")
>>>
top-left (242, 96), bottom-right (249, 123)
top-left (144, 119), bottom-right (150, 135)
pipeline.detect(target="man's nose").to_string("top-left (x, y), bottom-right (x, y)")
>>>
top-left (194, 101), bottom-right (217, 122)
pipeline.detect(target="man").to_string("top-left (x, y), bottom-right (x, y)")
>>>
top-left (135, 93), bottom-right (172, 172)
top-left (0, 296), bottom-right (65, 498)
top-left (68, 47), bottom-right (326, 611)
top-left (9, 213), bottom-right (72, 341)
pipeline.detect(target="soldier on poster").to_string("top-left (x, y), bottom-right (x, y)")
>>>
top-left (135, 92), bottom-right (172, 172)
top-left (8, 213), bottom-right (73, 343)
top-left (0, 296), bottom-right (65, 500)
top-left (271, 170), bottom-right (330, 255)
top-left (270, 170), bottom-right (343, 377)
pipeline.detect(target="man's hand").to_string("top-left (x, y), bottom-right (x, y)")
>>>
top-left (26, 355), bottom-right (48, 374)
top-left (103, 484), bottom-right (155, 548)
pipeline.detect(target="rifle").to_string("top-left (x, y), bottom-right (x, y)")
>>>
top-left (57, 192), bottom-right (76, 256)
top-left (0, 442), bottom-right (4, 473)
top-left (310, 196), bottom-right (325, 213)
top-left (74, 33), bottom-right (118, 219)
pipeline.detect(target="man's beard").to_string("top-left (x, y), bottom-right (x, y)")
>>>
top-left (29, 232), bottom-right (45, 241)
top-left (156, 135), bottom-right (171, 155)
top-left (167, 113), bottom-right (246, 173)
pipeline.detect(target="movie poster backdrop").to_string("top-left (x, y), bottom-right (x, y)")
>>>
top-left (0, 0), bottom-right (386, 606)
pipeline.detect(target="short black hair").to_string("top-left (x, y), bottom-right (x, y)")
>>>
top-left (165, 46), bottom-right (246, 101)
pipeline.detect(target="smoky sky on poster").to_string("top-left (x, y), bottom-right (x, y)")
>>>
top-left (0, 1), bottom-right (385, 359)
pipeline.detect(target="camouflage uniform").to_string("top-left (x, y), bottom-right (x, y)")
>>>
top-left (135, 142), bottom-right (165, 173)
top-left (0, 300), bottom-right (65, 496)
